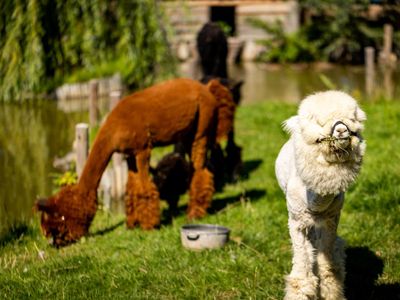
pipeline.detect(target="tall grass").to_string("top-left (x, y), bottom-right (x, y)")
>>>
top-left (0, 100), bottom-right (399, 299)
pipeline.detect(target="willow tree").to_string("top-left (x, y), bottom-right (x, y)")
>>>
top-left (0, 0), bottom-right (174, 101)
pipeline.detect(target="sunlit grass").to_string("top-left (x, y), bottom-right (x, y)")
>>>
top-left (0, 100), bottom-right (399, 299)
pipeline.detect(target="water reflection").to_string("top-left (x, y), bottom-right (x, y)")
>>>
top-left (0, 101), bottom-right (87, 238)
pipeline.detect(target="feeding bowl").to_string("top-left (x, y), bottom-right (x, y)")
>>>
top-left (180, 224), bottom-right (230, 250)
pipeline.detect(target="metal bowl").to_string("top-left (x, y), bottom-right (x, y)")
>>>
top-left (180, 224), bottom-right (230, 250)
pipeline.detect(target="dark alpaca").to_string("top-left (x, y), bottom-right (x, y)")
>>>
top-left (151, 152), bottom-right (191, 215)
top-left (197, 22), bottom-right (243, 184)
top-left (35, 78), bottom-right (235, 247)
top-left (197, 22), bottom-right (228, 79)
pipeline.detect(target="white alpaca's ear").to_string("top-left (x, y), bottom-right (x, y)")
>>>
top-left (356, 107), bottom-right (367, 122)
top-left (283, 116), bottom-right (299, 135)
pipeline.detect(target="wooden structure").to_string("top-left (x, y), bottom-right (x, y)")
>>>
top-left (378, 23), bottom-right (397, 69)
top-left (162, 0), bottom-right (299, 61)
top-left (55, 73), bottom-right (123, 101)
top-left (365, 47), bottom-right (375, 97)
top-left (74, 80), bottom-right (127, 211)
top-left (75, 123), bottom-right (89, 179)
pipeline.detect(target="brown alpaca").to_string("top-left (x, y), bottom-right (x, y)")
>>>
top-left (35, 78), bottom-right (235, 247)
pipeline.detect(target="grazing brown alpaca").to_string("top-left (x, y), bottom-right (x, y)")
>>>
top-left (152, 78), bottom-right (241, 208)
top-left (36, 78), bottom-right (235, 247)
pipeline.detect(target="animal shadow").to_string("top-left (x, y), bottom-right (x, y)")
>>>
top-left (160, 188), bottom-right (266, 226)
top-left (345, 246), bottom-right (400, 300)
top-left (89, 220), bottom-right (125, 237)
top-left (239, 159), bottom-right (263, 180)
top-left (208, 188), bottom-right (266, 214)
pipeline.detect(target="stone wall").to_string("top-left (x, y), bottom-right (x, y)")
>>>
top-left (162, 0), bottom-right (299, 61)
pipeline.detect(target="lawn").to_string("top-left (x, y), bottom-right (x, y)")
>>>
top-left (0, 100), bottom-right (399, 299)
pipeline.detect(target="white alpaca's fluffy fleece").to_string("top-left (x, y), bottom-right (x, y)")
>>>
top-left (275, 91), bottom-right (366, 300)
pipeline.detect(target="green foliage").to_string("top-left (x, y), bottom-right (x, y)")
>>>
top-left (0, 0), bottom-right (175, 101)
top-left (217, 21), bottom-right (233, 37)
top-left (249, 0), bottom-right (400, 64)
top-left (300, 0), bottom-right (374, 64)
top-left (247, 19), bottom-right (320, 63)
top-left (52, 171), bottom-right (77, 188)
top-left (0, 100), bottom-right (399, 298)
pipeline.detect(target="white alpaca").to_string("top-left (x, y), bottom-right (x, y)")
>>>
top-left (275, 91), bottom-right (366, 300)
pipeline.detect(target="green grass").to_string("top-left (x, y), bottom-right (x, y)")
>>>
top-left (1, 100), bottom-right (399, 299)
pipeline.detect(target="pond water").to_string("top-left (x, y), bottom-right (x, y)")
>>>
top-left (181, 60), bottom-right (400, 103)
top-left (234, 62), bottom-right (400, 103)
top-left (1, 62), bottom-right (399, 239)
top-left (0, 101), bottom-right (88, 237)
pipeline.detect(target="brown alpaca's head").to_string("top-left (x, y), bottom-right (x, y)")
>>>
top-left (35, 185), bottom-right (97, 247)
top-left (206, 79), bottom-right (236, 142)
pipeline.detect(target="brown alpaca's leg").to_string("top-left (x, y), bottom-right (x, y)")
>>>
top-left (187, 137), bottom-right (215, 219)
top-left (125, 168), bottom-right (140, 229)
top-left (133, 149), bottom-right (160, 230)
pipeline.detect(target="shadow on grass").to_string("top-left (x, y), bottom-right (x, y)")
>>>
top-left (345, 246), bottom-right (400, 300)
top-left (213, 158), bottom-right (263, 191)
top-left (161, 188), bottom-right (266, 225)
top-left (89, 220), bottom-right (125, 237)
top-left (239, 159), bottom-right (263, 180)
top-left (0, 223), bottom-right (34, 247)
top-left (159, 158), bottom-right (264, 224)
top-left (208, 188), bottom-right (266, 214)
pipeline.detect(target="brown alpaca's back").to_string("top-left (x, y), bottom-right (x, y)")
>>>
top-left (103, 78), bottom-right (218, 152)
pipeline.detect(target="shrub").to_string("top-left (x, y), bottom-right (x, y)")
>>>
top-left (247, 18), bottom-right (320, 63)
top-left (248, 0), bottom-right (400, 64)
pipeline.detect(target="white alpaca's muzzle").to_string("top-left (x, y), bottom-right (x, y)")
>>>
top-left (317, 121), bottom-right (357, 148)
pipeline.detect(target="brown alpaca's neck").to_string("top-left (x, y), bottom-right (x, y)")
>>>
top-left (77, 128), bottom-right (114, 193)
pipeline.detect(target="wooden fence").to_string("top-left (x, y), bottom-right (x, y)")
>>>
top-left (72, 75), bottom-right (127, 211)
top-left (364, 24), bottom-right (397, 98)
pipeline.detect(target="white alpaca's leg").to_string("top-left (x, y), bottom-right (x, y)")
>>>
top-left (316, 216), bottom-right (346, 300)
top-left (333, 236), bottom-right (346, 286)
top-left (285, 216), bottom-right (319, 300)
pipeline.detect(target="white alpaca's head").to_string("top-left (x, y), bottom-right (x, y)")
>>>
top-left (284, 91), bottom-right (366, 163)
top-left (283, 91), bottom-right (366, 195)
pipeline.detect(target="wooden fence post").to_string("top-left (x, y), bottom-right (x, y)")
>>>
top-left (75, 123), bottom-right (89, 179)
top-left (112, 152), bottom-right (125, 200)
top-left (109, 90), bottom-right (122, 111)
top-left (109, 74), bottom-right (123, 111)
top-left (379, 24), bottom-right (397, 69)
top-left (89, 80), bottom-right (99, 126)
top-left (109, 80), bottom-right (126, 201)
top-left (365, 47), bottom-right (375, 97)
top-left (383, 24), bottom-right (393, 57)
top-left (383, 67), bottom-right (394, 100)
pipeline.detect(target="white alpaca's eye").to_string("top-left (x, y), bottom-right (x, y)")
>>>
top-left (317, 119), bottom-right (326, 127)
